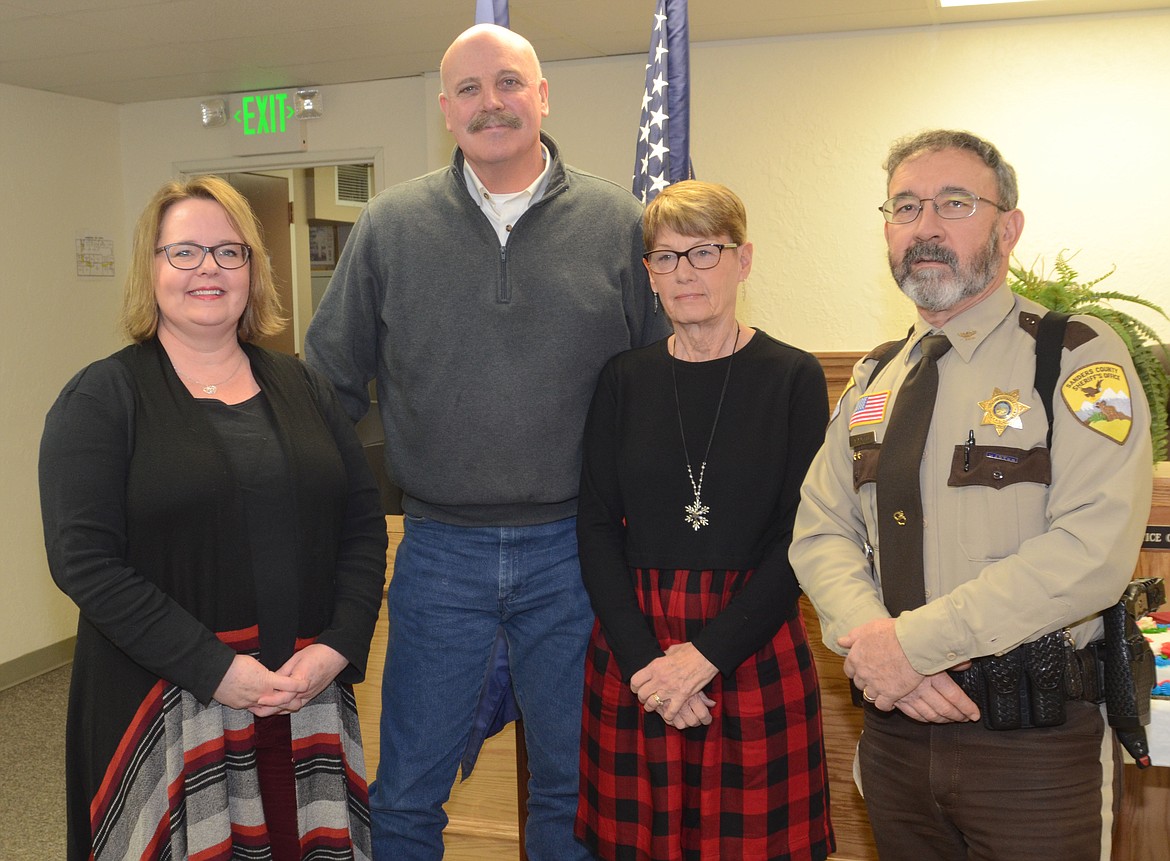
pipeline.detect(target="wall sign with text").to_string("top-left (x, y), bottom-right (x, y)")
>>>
top-left (223, 90), bottom-right (307, 156)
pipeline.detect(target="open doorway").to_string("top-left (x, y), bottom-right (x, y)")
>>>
top-left (218, 164), bottom-right (372, 357)
top-left (224, 172), bottom-right (296, 355)
top-left (193, 158), bottom-right (399, 513)
top-left (178, 149), bottom-right (381, 357)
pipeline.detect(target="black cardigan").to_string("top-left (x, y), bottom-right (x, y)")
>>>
top-left (40, 337), bottom-right (388, 703)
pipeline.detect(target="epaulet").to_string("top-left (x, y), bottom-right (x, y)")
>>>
top-left (863, 339), bottom-right (905, 363)
top-left (861, 330), bottom-right (912, 388)
top-left (1017, 311), bottom-right (1098, 350)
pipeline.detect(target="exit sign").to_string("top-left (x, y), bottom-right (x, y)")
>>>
top-left (228, 90), bottom-right (307, 155)
top-left (236, 92), bottom-right (294, 135)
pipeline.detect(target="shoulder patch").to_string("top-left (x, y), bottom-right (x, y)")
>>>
top-left (1060, 362), bottom-right (1134, 444)
top-left (829, 377), bottom-right (856, 423)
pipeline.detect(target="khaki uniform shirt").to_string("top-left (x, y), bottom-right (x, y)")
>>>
top-left (791, 284), bottom-right (1153, 674)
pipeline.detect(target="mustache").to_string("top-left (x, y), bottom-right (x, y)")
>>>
top-left (898, 242), bottom-right (954, 269)
top-left (901, 242), bottom-right (958, 269)
top-left (467, 110), bottom-right (523, 133)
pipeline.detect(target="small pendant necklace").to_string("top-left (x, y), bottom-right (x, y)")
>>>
top-left (670, 325), bottom-right (739, 531)
top-left (172, 352), bottom-right (247, 395)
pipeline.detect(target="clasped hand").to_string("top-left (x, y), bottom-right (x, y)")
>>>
top-left (839, 617), bottom-right (980, 723)
top-left (630, 642), bottom-right (719, 729)
top-left (212, 643), bottom-right (348, 717)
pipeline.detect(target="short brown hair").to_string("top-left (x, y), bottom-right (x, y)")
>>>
top-left (120, 175), bottom-right (285, 343)
top-left (642, 180), bottom-right (748, 251)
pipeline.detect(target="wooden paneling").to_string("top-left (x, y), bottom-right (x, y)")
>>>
top-left (809, 352), bottom-right (877, 859)
top-left (801, 599), bottom-right (877, 861)
top-left (816, 351), bottom-right (864, 408)
top-left (1114, 471), bottom-right (1170, 861)
top-left (1115, 762), bottom-right (1170, 861)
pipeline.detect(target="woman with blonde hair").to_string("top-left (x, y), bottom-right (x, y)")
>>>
top-left (576, 180), bottom-right (834, 860)
top-left (40, 175), bottom-right (387, 859)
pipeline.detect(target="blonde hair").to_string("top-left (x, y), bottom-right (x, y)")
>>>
top-left (642, 180), bottom-right (748, 250)
top-left (120, 175), bottom-right (286, 343)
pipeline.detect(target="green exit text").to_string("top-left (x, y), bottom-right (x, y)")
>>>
top-left (234, 94), bottom-right (295, 135)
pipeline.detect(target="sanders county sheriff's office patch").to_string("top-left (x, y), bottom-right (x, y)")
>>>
top-left (1060, 363), bottom-right (1134, 445)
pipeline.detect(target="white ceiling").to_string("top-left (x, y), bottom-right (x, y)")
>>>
top-left (1, 0), bottom-right (1167, 105)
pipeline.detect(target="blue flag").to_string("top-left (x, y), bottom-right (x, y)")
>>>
top-left (475, 0), bottom-right (509, 27)
top-left (632, 0), bottom-right (694, 204)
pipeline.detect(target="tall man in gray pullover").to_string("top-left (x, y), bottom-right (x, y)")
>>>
top-left (305, 24), bottom-right (667, 861)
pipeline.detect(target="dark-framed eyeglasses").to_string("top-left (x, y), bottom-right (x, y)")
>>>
top-left (643, 243), bottom-right (738, 275)
top-left (155, 242), bottom-right (252, 270)
top-left (879, 191), bottom-right (1009, 224)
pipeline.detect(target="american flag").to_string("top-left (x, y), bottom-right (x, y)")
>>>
top-left (632, 0), bottom-right (694, 204)
top-left (849, 391), bottom-right (891, 429)
top-left (475, 0), bottom-right (509, 27)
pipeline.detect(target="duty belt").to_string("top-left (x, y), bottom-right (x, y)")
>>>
top-left (946, 630), bottom-right (1101, 730)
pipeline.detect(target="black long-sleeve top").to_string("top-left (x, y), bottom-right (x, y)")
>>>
top-left (39, 338), bottom-right (388, 702)
top-left (577, 330), bottom-right (829, 681)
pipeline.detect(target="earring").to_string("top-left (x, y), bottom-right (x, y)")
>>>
top-left (652, 292), bottom-right (659, 315)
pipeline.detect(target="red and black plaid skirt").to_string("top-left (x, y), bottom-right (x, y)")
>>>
top-left (576, 568), bottom-right (834, 861)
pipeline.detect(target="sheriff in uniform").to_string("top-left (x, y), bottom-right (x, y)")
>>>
top-left (790, 130), bottom-right (1152, 861)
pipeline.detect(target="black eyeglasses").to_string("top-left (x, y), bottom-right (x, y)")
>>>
top-left (643, 243), bottom-right (738, 274)
top-left (155, 242), bottom-right (252, 270)
top-left (879, 191), bottom-right (1009, 224)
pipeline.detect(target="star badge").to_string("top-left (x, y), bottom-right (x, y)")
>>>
top-left (977, 388), bottom-right (1030, 435)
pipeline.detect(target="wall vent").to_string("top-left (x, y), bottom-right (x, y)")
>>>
top-left (335, 164), bottom-right (372, 205)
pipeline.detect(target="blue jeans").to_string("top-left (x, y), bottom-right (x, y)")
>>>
top-left (369, 516), bottom-right (594, 861)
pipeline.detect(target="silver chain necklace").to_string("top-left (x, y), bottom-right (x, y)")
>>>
top-left (670, 326), bottom-right (739, 531)
top-left (172, 352), bottom-right (247, 395)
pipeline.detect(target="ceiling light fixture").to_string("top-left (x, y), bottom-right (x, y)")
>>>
top-left (939, 0), bottom-right (1043, 6)
top-left (199, 98), bottom-right (227, 128)
top-left (294, 88), bottom-right (323, 119)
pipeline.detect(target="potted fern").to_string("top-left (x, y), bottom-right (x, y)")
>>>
top-left (1007, 251), bottom-right (1170, 462)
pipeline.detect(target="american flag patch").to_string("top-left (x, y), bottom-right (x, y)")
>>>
top-left (850, 391), bottom-right (890, 428)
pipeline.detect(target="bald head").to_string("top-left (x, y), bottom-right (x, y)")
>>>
top-left (440, 24), bottom-right (542, 97)
top-left (437, 24), bottom-right (550, 193)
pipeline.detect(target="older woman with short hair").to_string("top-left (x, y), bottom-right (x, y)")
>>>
top-left (575, 180), bottom-right (834, 860)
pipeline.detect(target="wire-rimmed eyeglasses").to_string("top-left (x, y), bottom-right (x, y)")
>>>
top-left (879, 191), bottom-right (1009, 224)
top-left (155, 242), bottom-right (252, 270)
top-left (643, 243), bottom-right (738, 275)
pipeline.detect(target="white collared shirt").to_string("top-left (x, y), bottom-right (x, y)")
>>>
top-left (462, 144), bottom-right (552, 245)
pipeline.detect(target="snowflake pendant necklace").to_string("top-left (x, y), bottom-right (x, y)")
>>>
top-left (671, 325), bottom-right (739, 531)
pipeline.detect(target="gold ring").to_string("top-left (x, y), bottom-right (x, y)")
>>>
top-left (652, 693), bottom-right (664, 706)
top-left (862, 688), bottom-right (877, 703)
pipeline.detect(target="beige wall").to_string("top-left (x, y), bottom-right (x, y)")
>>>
top-left (5, 10), bottom-right (1170, 669)
top-left (0, 82), bottom-right (125, 673)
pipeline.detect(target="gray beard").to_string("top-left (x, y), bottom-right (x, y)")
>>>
top-left (891, 230), bottom-right (1000, 312)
